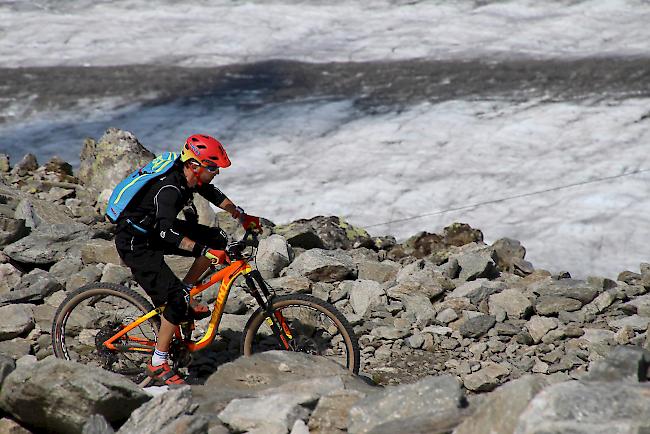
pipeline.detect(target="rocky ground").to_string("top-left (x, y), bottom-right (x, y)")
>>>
top-left (0, 128), bottom-right (649, 433)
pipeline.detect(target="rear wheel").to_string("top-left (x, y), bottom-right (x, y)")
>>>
top-left (51, 283), bottom-right (160, 385)
top-left (241, 294), bottom-right (360, 374)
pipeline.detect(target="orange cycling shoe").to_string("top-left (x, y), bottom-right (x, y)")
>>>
top-left (146, 362), bottom-right (186, 386)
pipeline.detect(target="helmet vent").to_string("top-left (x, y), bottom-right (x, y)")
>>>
top-left (197, 145), bottom-right (207, 149)
top-left (201, 135), bottom-right (210, 139)
top-left (191, 137), bottom-right (199, 142)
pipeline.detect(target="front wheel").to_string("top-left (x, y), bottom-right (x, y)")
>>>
top-left (241, 294), bottom-right (360, 374)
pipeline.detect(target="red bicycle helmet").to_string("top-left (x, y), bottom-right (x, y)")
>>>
top-left (180, 134), bottom-right (231, 168)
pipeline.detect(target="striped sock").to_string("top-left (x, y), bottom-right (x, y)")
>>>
top-left (151, 349), bottom-right (168, 367)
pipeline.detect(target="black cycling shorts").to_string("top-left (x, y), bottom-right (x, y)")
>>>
top-left (115, 219), bottom-right (228, 325)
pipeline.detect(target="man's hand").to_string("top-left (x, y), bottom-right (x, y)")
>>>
top-left (240, 214), bottom-right (262, 233)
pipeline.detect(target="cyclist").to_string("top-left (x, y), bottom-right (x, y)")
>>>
top-left (114, 134), bottom-right (261, 385)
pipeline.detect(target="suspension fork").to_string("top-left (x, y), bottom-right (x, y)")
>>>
top-left (243, 271), bottom-right (293, 349)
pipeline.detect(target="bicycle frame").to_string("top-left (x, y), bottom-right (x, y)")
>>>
top-left (103, 259), bottom-right (252, 354)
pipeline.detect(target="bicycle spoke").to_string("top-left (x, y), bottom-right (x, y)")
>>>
top-left (52, 284), bottom-right (160, 384)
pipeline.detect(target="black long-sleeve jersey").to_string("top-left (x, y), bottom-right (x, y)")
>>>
top-left (119, 160), bottom-right (227, 246)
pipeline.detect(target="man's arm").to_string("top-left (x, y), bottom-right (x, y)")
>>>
top-left (218, 197), bottom-right (243, 220)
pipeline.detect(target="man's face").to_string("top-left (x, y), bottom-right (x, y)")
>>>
top-left (185, 161), bottom-right (219, 186)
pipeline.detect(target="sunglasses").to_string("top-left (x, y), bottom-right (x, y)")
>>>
top-left (202, 164), bottom-right (219, 173)
top-left (192, 161), bottom-right (219, 173)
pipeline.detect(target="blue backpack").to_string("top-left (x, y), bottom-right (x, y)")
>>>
top-left (105, 152), bottom-right (178, 223)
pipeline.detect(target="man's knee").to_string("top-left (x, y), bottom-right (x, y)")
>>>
top-left (161, 280), bottom-right (191, 325)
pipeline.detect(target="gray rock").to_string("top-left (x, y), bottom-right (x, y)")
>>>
top-left (265, 275), bottom-right (312, 295)
top-left (535, 296), bottom-right (582, 315)
top-left (80, 239), bottom-right (123, 265)
top-left (436, 307), bottom-right (458, 324)
top-left (608, 315), bottom-right (650, 332)
top-left (455, 375), bottom-right (552, 434)
top-left (581, 328), bottom-right (616, 345)
top-left (82, 414), bottom-right (115, 434)
top-left (49, 256), bottom-right (84, 285)
top-left (0, 418), bottom-right (32, 433)
top-left (455, 250), bottom-right (498, 281)
top-left (0, 304), bottom-right (34, 340)
top-left (583, 289), bottom-right (617, 314)
top-left (582, 346), bottom-right (650, 383)
top-left (396, 259), bottom-right (442, 287)
top-left (14, 197), bottom-right (78, 231)
top-left (371, 326), bottom-right (411, 340)
top-left (0, 338), bottom-right (31, 359)
top-left (525, 316), bottom-right (559, 344)
top-left (0, 269), bottom-right (64, 305)
top-left (0, 263), bottom-right (22, 293)
top-left (78, 128), bottom-right (155, 194)
top-left (532, 279), bottom-right (600, 304)
top-left (66, 265), bottom-right (103, 291)
top-left (202, 351), bottom-right (373, 411)
top-left (0, 216), bottom-right (26, 247)
top-left (284, 249), bottom-right (357, 282)
top-left (117, 386), bottom-right (206, 434)
top-left (386, 279), bottom-right (447, 301)
top-left (401, 293), bottom-right (436, 325)
top-left (448, 279), bottom-right (505, 305)
top-left (489, 289), bottom-right (533, 319)
top-left (462, 362), bottom-right (511, 392)
top-left (0, 358), bottom-right (149, 433)
top-left (308, 391), bottom-right (365, 434)
top-left (218, 392), bottom-right (312, 434)
top-left (357, 260), bottom-right (400, 283)
top-left (491, 238), bottom-right (526, 271)
top-left (3, 224), bottom-right (93, 265)
top-left (0, 354), bottom-right (15, 385)
top-left (0, 154), bottom-right (9, 172)
top-left (348, 375), bottom-right (465, 434)
top-left (347, 280), bottom-right (386, 317)
top-left (274, 216), bottom-right (372, 250)
top-left (514, 380), bottom-right (650, 434)
top-left (10, 154), bottom-right (38, 176)
top-left (459, 314), bottom-right (496, 338)
top-left (256, 234), bottom-right (293, 279)
top-left (100, 263), bottom-right (132, 285)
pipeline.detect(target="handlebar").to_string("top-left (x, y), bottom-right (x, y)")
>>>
top-left (225, 229), bottom-right (260, 260)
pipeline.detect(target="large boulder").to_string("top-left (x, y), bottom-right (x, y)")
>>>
top-left (14, 197), bottom-right (78, 231)
top-left (0, 358), bottom-right (149, 433)
top-left (0, 269), bottom-right (63, 306)
top-left (274, 216), bottom-right (373, 250)
top-left (284, 249), bottom-right (357, 282)
top-left (197, 351), bottom-right (373, 423)
top-left (347, 375), bottom-right (466, 434)
top-left (117, 386), bottom-right (208, 434)
top-left (514, 380), bottom-right (650, 434)
top-left (455, 375), bottom-right (552, 434)
top-left (255, 234), bottom-right (293, 279)
top-left (218, 391), bottom-right (313, 433)
top-left (78, 128), bottom-right (155, 194)
top-left (582, 346), bottom-right (650, 383)
top-left (3, 223), bottom-right (93, 265)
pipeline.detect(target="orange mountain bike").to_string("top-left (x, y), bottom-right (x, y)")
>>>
top-left (51, 230), bottom-right (360, 385)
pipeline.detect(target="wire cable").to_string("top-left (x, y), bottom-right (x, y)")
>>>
top-left (364, 167), bottom-right (650, 229)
